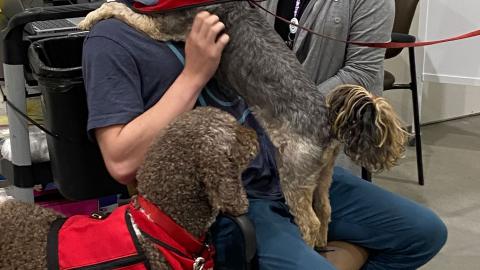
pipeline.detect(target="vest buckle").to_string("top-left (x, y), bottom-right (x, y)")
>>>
top-left (193, 257), bottom-right (205, 270)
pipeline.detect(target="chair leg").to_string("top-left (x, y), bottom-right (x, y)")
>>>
top-left (361, 167), bottom-right (372, 182)
top-left (408, 47), bottom-right (425, 186)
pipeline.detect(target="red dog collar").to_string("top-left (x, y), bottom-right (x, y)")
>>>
top-left (132, 0), bottom-right (230, 13)
top-left (129, 196), bottom-right (215, 270)
top-left (132, 0), bottom-right (265, 14)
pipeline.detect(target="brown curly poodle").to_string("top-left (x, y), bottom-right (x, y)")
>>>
top-left (0, 107), bottom-right (258, 269)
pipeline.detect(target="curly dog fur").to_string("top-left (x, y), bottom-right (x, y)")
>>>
top-left (78, 1), bottom-right (408, 247)
top-left (0, 107), bottom-right (258, 269)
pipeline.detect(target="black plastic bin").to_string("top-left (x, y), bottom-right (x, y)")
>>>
top-left (27, 35), bottom-right (127, 200)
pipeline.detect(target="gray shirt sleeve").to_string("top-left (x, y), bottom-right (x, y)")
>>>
top-left (316, 0), bottom-right (395, 96)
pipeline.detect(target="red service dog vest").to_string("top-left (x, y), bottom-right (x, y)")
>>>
top-left (47, 197), bottom-right (214, 270)
top-left (132, 0), bottom-right (238, 14)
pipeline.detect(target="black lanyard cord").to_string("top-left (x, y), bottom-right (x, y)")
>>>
top-left (0, 85), bottom-right (76, 143)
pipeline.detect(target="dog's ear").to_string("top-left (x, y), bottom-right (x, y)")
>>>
top-left (197, 124), bottom-right (258, 217)
top-left (198, 152), bottom-right (249, 217)
top-left (232, 125), bottom-right (259, 173)
top-left (326, 85), bottom-right (409, 172)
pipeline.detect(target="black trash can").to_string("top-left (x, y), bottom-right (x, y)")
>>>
top-left (28, 35), bottom-right (127, 200)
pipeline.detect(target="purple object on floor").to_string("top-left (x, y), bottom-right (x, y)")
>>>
top-left (36, 199), bottom-right (99, 217)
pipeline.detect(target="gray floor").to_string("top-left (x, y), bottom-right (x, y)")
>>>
top-left (375, 115), bottom-right (480, 269)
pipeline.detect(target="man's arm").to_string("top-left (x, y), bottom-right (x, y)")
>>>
top-left (94, 73), bottom-right (204, 184)
top-left (94, 12), bottom-right (230, 185)
top-left (317, 0), bottom-right (395, 95)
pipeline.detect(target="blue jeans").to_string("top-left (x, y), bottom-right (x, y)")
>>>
top-left (211, 167), bottom-right (447, 270)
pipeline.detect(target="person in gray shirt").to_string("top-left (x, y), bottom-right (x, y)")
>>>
top-left (264, 0), bottom-right (391, 96)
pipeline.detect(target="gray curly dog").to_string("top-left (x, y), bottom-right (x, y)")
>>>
top-left (77, 1), bottom-right (407, 247)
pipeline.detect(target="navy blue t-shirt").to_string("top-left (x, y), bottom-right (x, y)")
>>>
top-left (83, 19), bottom-right (283, 200)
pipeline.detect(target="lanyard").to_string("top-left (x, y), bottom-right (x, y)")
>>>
top-left (289, 0), bottom-right (301, 35)
top-left (293, 0), bottom-right (301, 19)
top-left (287, 0), bottom-right (302, 48)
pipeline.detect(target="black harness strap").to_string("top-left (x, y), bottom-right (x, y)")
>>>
top-left (125, 210), bottom-right (152, 270)
top-left (47, 217), bottom-right (68, 270)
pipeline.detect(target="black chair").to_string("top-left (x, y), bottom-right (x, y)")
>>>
top-left (362, 0), bottom-right (424, 186)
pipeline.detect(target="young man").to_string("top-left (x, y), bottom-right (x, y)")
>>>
top-left (83, 1), bottom-right (447, 269)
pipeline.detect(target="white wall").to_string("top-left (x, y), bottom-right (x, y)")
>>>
top-left (383, 7), bottom-right (480, 125)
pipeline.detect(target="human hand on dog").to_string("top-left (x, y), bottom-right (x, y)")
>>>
top-left (183, 11), bottom-right (230, 88)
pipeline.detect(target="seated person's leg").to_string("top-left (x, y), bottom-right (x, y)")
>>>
top-left (328, 166), bottom-right (447, 270)
top-left (211, 199), bottom-right (337, 270)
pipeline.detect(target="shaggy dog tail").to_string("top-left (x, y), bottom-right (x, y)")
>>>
top-left (326, 85), bottom-right (409, 172)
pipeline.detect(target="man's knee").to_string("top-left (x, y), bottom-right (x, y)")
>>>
top-left (413, 211), bottom-right (448, 259)
top-left (388, 209), bottom-right (447, 269)
top-left (364, 210), bottom-right (447, 270)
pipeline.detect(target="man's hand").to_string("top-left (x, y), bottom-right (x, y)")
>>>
top-left (183, 11), bottom-right (230, 88)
